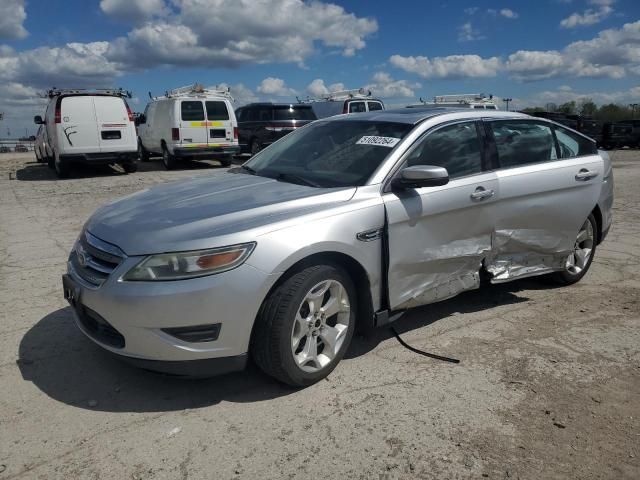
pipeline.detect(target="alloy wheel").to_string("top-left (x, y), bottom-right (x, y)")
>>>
top-left (566, 218), bottom-right (595, 275)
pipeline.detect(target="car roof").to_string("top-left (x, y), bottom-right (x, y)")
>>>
top-left (331, 107), bottom-right (529, 125)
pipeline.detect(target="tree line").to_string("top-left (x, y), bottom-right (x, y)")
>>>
top-left (521, 98), bottom-right (638, 123)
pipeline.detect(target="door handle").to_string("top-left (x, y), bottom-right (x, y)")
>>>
top-left (575, 169), bottom-right (598, 181)
top-left (470, 187), bottom-right (495, 201)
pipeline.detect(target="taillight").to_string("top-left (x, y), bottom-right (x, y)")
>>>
top-left (233, 127), bottom-right (238, 140)
top-left (125, 101), bottom-right (134, 122)
top-left (55, 97), bottom-right (62, 124)
top-left (342, 101), bottom-right (349, 114)
top-left (171, 128), bottom-right (180, 141)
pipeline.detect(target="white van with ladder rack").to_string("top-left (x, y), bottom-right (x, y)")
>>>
top-left (137, 84), bottom-right (239, 170)
top-left (33, 88), bottom-right (138, 178)
top-left (407, 93), bottom-right (499, 110)
top-left (299, 88), bottom-right (385, 119)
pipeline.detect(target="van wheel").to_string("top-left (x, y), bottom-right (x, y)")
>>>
top-left (219, 156), bottom-right (232, 168)
top-left (54, 154), bottom-right (70, 179)
top-left (162, 145), bottom-right (177, 170)
top-left (35, 148), bottom-right (42, 163)
top-left (138, 141), bottom-right (150, 162)
top-left (122, 161), bottom-right (138, 173)
top-left (250, 139), bottom-right (261, 156)
top-left (251, 264), bottom-right (356, 387)
top-left (548, 214), bottom-right (597, 285)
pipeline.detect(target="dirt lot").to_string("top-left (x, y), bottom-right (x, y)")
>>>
top-left (0, 152), bottom-right (638, 480)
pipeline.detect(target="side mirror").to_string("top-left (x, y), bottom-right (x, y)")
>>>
top-left (135, 114), bottom-right (146, 126)
top-left (391, 165), bottom-right (449, 189)
top-left (34, 115), bottom-right (44, 125)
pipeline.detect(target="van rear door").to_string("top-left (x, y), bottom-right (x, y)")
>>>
top-left (59, 96), bottom-right (100, 154)
top-left (94, 96), bottom-right (134, 152)
top-left (179, 100), bottom-right (207, 147)
top-left (206, 100), bottom-right (235, 147)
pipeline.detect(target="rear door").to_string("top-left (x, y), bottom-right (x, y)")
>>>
top-left (348, 101), bottom-right (366, 113)
top-left (179, 100), bottom-right (207, 146)
top-left (486, 119), bottom-right (603, 281)
top-left (205, 100), bottom-right (234, 147)
top-left (385, 120), bottom-right (499, 310)
top-left (59, 96), bottom-right (100, 154)
top-left (93, 96), bottom-right (134, 152)
top-left (367, 101), bottom-right (384, 112)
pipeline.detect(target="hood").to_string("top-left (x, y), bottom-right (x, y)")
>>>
top-left (86, 172), bottom-right (355, 256)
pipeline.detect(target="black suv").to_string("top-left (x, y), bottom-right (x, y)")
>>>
top-left (236, 103), bottom-right (317, 155)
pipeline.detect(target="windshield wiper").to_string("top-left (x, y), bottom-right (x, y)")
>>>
top-left (275, 173), bottom-right (322, 188)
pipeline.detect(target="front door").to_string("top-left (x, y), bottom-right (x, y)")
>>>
top-left (179, 100), bottom-right (207, 146)
top-left (384, 121), bottom-right (499, 310)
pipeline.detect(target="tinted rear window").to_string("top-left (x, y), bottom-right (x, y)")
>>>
top-left (555, 125), bottom-right (597, 158)
top-left (206, 101), bottom-right (229, 121)
top-left (181, 101), bottom-right (205, 121)
top-left (491, 121), bottom-right (557, 168)
top-left (349, 102), bottom-right (366, 113)
top-left (368, 101), bottom-right (383, 111)
top-left (273, 106), bottom-right (316, 121)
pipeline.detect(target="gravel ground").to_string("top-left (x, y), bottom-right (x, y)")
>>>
top-left (0, 152), bottom-right (638, 480)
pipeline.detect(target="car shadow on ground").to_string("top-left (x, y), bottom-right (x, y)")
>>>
top-left (18, 277), bottom-right (553, 413)
top-left (13, 158), bottom-right (238, 181)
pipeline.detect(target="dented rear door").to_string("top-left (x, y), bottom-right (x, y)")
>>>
top-left (485, 119), bottom-right (603, 281)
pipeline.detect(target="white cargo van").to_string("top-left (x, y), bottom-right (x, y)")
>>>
top-left (34, 88), bottom-right (138, 178)
top-left (137, 84), bottom-right (240, 170)
top-left (407, 93), bottom-right (499, 110)
top-left (301, 88), bottom-right (384, 119)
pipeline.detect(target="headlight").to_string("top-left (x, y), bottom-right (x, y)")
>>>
top-left (122, 242), bottom-right (256, 281)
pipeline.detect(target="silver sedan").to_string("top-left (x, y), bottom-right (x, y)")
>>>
top-left (63, 108), bottom-right (614, 386)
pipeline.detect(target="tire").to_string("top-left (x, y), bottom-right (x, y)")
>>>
top-left (138, 140), bottom-right (150, 162)
top-left (219, 156), bottom-right (232, 168)
top-left (547, 213), bottom-right (597, 285)
top-left (251, 264), bottom-right (356, 387)
top-left (162, 144), bottom-right (177, 170)
top-left (54, 153), bottom-right (70, 179)
top-left (122, 160), bottom-right (138, 173)
top-left (250, 139), bottom-right (261, 156)
top-left (35, 148), bottom-right (42, 163)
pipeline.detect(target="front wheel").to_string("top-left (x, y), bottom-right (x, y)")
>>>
top-left (548, 214), bottom-right (597, 285)
top-left (251, 264), bottom-right (356, 387)
top-left (138, 141), bottom-right (150, 162)
top-left (162, 145), bottom-right (177, 170)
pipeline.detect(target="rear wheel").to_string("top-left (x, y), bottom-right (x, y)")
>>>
top-left (138, 141), bottom-right (150, 162)
top-left (54, 153), bottom-right (70, 179)
top-left (250, 139), bottom-right (261, 156)
top-left (251, 264), bottom-right (356, 387)
top-left (162, 144), bottom-right (177, 170)
top-left (122, 160), bottom-right (138, 173)
top-left (219, 155), bottom-right (232, 168)
top-left (35, 148), bottom-right (42, 163)
top-left (548, 214), bottom-right (597, 285)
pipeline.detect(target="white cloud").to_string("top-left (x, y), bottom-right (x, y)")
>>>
top-left (458, 22), bottom-right (484, 42)
top-left (364, 72), bottom-right (421, 98)
top-left (464, 7), bottom-right (479, 15)
top-left (523, 84), bottom-right (640, 108)
top-left (390, 54), bottom-right (501, 79)
top-left (217, 82), bottom-right (258, 106)
top-left (560, 0), bottom-right (614, 28)
top-left (305, 79), bottom-right (346, 97)
top-left (257, 77), bottom-right (297, 96)
top-left (0, 0), bottom-right (27, 39)
top-left (500, 9), bottom-right (518, 19)
top-left (100, 0), bottom-right (169, 22)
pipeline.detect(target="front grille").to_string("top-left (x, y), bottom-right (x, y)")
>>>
top-left (69, 231), bottom-right (125, 288)
top-left (77, 305), bottom-right (125, 348)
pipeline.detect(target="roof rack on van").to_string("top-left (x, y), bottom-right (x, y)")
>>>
top-left (421, 93), bottom-right (494, 105)
top-left (155, 83), bottom-right (234, 101)
top-left (297, 87), bottom-right (373, 103)
top-left (44, 88), bottom-right (132, 98)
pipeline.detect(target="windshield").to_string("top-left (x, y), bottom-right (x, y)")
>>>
top-left (273, 106), bottom-right (316, 121)
top-left (244, 120), bottom-right (412, 187)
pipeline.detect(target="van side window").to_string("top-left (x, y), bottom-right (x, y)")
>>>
top-left (181, 101), bottom-right (205, 121)
top-left (206, 101), bottom-right (230, 121)
top-left (349, 102), bottom-right (366, 113)
top-left (490, 121), bottom-right (557, 169)
top-left (367, 102), bottom-right (383, 111)
top-left (554, 125), bottom-right (597, 158)
top-left (405, 122), bottom-right (482, 179)
top-left (236, 108), bottom-right (245, 122)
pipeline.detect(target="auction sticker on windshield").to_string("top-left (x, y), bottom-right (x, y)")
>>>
top-left (356, 136), bottom-right (401, 148)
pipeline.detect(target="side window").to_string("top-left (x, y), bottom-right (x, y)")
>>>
top-left (555, 125), bottom-right (597, 158)
top-left (236, 108), bottom-right (245, 122)
top-left (246, 108), bottom-right (258, 121)
top-left (405, 122), bottom-right (483, 179)
top-left (181, 101), bottom-right (205, 121)
top-left (367, 101), bottom-right (383, 111)
top-left (490, 121), bottom-right (557, 169)
top-left (472, 105), bottom-right (484, 109)
top-left (206, 101), bottom-right (229, 121)
top-left (349, 101), bottom-right (366, 113)
top-left (258, 107), bottom-right (272, 121)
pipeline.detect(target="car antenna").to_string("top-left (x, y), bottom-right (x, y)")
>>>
top-left (148, 91), bottom-right (153, 100)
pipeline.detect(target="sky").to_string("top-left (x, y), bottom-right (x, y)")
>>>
top-left (0, 0), bottom-right (639, 136)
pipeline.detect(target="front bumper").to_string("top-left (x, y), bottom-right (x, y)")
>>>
top-left (173, 145), bottom-right (240, 159)
top-left (64, 252), bottom-right (276, 373)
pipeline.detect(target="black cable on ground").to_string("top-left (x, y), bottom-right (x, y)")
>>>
top-left (390, 326), bottom-right (460, 364)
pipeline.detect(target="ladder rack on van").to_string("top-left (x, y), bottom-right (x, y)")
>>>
top-left (427, 93), bottom-right (494, 105)
top-left (155, 83), bottom-right (234, 101)
top-left (44, 88), bottom-right (132, 98)
top-left (298, 87), bottom-right (372, 103)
